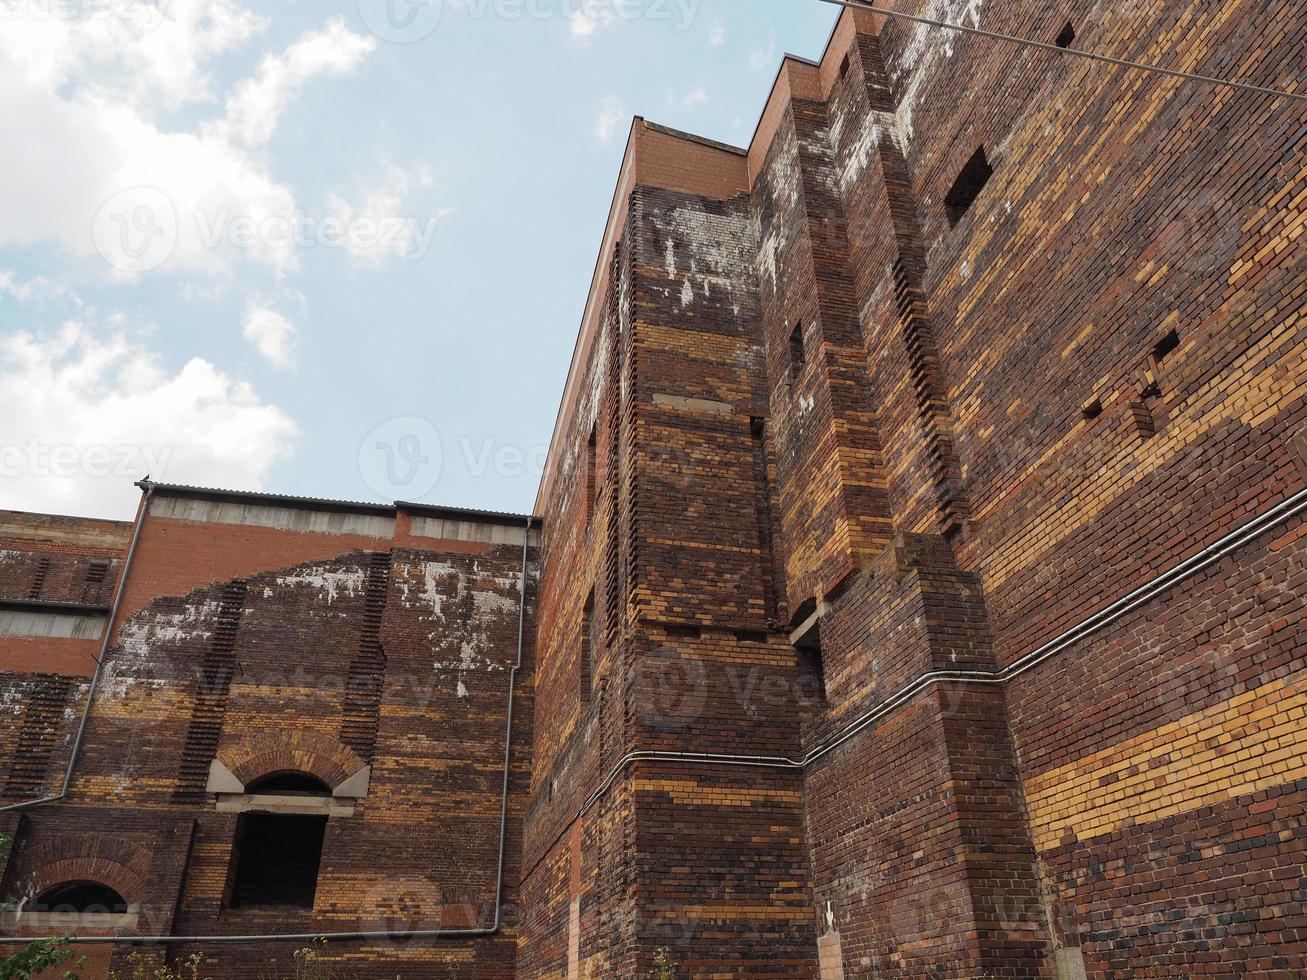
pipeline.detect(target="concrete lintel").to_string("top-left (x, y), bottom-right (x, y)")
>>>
top-left (789, 600), bottom-right (831, 649)
top-left (4, 908), bottom-right (141, 931)
top-left (215, 794), bottom-right (355, 817)
top-left (651, 393), bottom-right (736, 416)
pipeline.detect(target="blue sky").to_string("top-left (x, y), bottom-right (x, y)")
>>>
top-left (0, 0), bottom-right (839, 520)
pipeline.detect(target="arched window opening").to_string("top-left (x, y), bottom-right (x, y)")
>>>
top-left (29, 881), bottom-right (128, 915)
top-left (229, 812), bottom-right (327, 908)
top-left (246, 772), bottom-right (332, 797)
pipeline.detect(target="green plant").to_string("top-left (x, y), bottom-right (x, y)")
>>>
top-left (0, 937), bottom-right (85, 980)
top-left (289, 941), bottom-right (335, 980)
top-left (107, 942), bottom-right (345, 980)
top-left (646, 947), bottom-right (678, 980)
top-left (107, 951), bottom-right (204, 980)
top-left (255, 940), bottom-right (337, 980)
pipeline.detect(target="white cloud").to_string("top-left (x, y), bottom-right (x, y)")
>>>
top-left (708, 20), bottom-right (725, 47)
top-left (595, 96), bottom-right (625, 143)
top-left (1, 0), bottom-right (267, 110)
top-left (750, 30), bottom-right (777, 72)
top-left (569, 0), bottom-right (616, 44)
top-left (325, 164), bottom-right (451, 268)
top-left (0, 325), bottom-right (297, 519)
top-left (242, 304), bottom-right (299, 369)
top-left (0, 270), bottom-right (75, 306)
top-left (662, 86), bottom-right (709, 113)
top-left (0, 4), bottom-right (377, 278)
top-left (214, 18), bottom-right (378, 148)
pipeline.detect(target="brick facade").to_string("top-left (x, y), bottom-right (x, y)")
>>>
top-left (3, 2), bottom-right (1305, 977)
top-left (523, 1), bottom-right (1303, 977)
top-left (2, 492), bottom-right (538, 978)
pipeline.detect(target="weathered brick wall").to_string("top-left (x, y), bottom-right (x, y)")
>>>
top-left (0, 511), bottom-right (129, 606)
top-left (861, 0), bottom-right (1304, 974)
top-left (1, 498), bottom-right (536, 978)
top-left (2, 2), bottom-right (1303, 976)
top-left (525, 1), bottom-right (1303, 977)
top-left (0, 548), bottom-right (122, 607)
top-left (523, 125), bottom-right (820, 975)
top-left (0, 513), bottom-right (129, 825)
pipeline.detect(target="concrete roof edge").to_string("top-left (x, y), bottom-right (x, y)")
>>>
top-left (397, 501), bottom-right (541, 528)
top-left (137, 481), bottom-right (395, 516)
top-left (0, 598), bottom-right (111, 616)
top-left (136, 482), bottom-right (541, 528)
top-left (641, 120), bottom-right (747, 156)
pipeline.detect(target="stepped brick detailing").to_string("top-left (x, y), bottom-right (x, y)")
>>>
top-left (521, 2), bottom-right (1302, 977)
top-left (2, 675), bottom-right (73, 798)
top-left (172, 580), bottom-right (248, 803)
top-left (0, 510), bottom-right (130, 609)
top-left (27, 557), bottom-right (50, 600)
top-left (339, 551), bottom-right (392, 761)
top-left (890, 257), bottom-right (969, 533)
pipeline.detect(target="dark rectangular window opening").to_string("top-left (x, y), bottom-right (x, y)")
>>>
top-left (944, 146), bottom-right (993, 226)
top-left (789, 323), bottom-right (806, 381)
top-left (86, 562), bottom-right (109, 583)
top-left (665, 623), bottom-right (701, 640)
top-left (1055, 21), bottom-right (1076, 48)
top-left (839, 54), bottom-right (850, 78)
top-left (1152, 329), bottom-right (1180, 366)
top-left (581, 590), bottom-right (596, 701)
top-left (229, 812), bottom-right (326, 909)
top-left (734, 629), bottom-right (769, 644)
top-left (793, 622), bottom-right (826, 703)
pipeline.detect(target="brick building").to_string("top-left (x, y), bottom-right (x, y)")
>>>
top-left (2, 2), bottom-right (1305, 977)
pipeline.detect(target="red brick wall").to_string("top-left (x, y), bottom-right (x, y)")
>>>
top-left (2, 2), bottom-right (1302, 976)
top-left (523, 2), bottom-right (1304, 976)
top-left (1, 502), bottom-right (536, 978)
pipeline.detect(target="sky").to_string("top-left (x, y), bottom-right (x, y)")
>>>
top-left (0, 0), bottom-right (840, 520)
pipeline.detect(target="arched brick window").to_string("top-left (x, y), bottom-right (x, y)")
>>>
top-left (246, 772), bottom-right (332, 796)
top-left (29, 881), bottom-right (128, 914)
